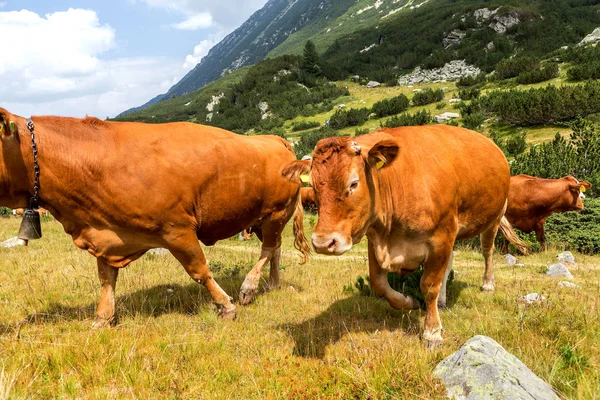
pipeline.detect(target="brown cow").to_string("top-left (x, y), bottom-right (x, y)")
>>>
top-left (502, 175), bottom-right (592, 252)
top-left (0, 108), bottom-right (310, 326)
top-left (300, 186), bottom-right (317, 211)
top-left (282, 126), bottom-right (527, 347)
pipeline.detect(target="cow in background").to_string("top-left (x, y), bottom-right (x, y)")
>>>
top-left (282, 126), bottom-right (528, 347)
top-left (0, 108), bottom-right (310, 327)
top-left (300, 186), bottom-right (317, 211)
top-left (502, 175), bottom-right (592, 252)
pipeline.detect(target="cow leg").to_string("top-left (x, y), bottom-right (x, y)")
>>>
top-left (480, 223), bottom-right (499, 292)
top-left (169, 240), bottom-right (236, 320)
top-left (437, 251), bottom-right (454, 309)
top-left (368, 242), bottom-right (420, 310)
top-left (240, 208), bottom-right (290, 305)
top-left (239, 246), bottom-right (277, 305)
top-left (535, 223), bottom-right (547, 252)
top-left (501, 237), bottom-right (509, 255)
top-left (92, 259), bottom-right (119, 328)
top-left (421, 246), bottom-right (453, 349)
top-left (269, 246), bottom-right (282, 290)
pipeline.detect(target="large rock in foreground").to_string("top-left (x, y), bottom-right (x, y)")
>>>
top-left (433, 335), bottom-right (559, 400)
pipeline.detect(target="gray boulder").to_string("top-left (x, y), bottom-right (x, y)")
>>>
top-left (546, 263), bottom-right (573, 279)
top-left (557, 281), bottom-right (579, 289)
top-left (579, 27), bottom-right (600, 46)
top-left (557, 251), bottom-right (575, 264)
top-left (504, 254), bottom-right (517, 265)
top-left (490, 12), bottom-right (520, 34)
top-left (0, 237), bottom-right (25, 248)
top-left (148, 248), bottom-right (169, 256)
top-left (443, 30), bottom-right (467, 49)
top-left (366, 81), bottom-right (381, 88)
top-left (473, 8), bottom-right (497, 23)
top-left (521, 293), bottom-right (546, 304)
top-left (434, 335), bottom-right (559, 400)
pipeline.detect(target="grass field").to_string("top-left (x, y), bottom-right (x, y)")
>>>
top-left (1, 216), bottom-right (599, 399)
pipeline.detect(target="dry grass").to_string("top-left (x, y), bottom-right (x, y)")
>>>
top-left (1, 216), bottom-right (599, 398)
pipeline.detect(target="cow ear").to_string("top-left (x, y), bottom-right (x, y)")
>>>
top-left (367, 140), bottom-right (399, 170)
top-left (282, 160), bottom-right (311, 183)
top-left (0, 109), bottom-right (17, 138)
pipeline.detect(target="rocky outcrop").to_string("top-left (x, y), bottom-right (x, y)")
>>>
top-left (579, 27), bottom-right (600, 45)
top-left (433, 112), bottom-right (460, 123)
top-left (398, 60), bottom-right (481, 85)
top-left (434, 335), bottom-right (559, 400)
top-left (490, 12), bottom-right (521, 34)
top-left (443, 29), bottom-right (467, 49)
top-left (473, 7), bottom-right (497, 23)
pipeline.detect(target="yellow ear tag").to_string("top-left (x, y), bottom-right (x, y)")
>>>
top-left (300, 174), bottom-right (310, 183)
top-left (9, 121), bottom-right (16, 134)
top-left (376, 160), bottom-right (385, 169)
top-left (0, 123), bottom-right (4, 134)
top-left (580, 186), bottom-right (586, 193)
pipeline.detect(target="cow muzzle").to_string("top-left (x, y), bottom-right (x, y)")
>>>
top-left (312, 232), bottom-right (353, 255)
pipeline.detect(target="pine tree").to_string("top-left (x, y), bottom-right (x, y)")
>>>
top-left (301, 40), bottom-right (321, 76)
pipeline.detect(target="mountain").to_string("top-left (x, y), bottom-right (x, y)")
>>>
top-left (118, 0), bottom-right (430, 117)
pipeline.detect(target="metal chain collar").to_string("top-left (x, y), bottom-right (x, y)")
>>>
top-left (25, 118), bottom-right (40, 209)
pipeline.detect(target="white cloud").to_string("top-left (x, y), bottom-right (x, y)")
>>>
top-left (140, 0), bottom-right (268, 31)
top-left (182, 33), bottom-right (224, 70)
top-left (171, 12), bottom-right (212, 30)
top-left (0, 9), bottom-right (184, 118)
top-left (0, 2), bottom-right (6, 8)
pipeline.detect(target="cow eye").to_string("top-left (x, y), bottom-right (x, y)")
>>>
top-left (349, 181), bottom-right (359, 191)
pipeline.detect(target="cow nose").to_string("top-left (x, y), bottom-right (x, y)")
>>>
top-left (312, 232), bottom-right (352, 255)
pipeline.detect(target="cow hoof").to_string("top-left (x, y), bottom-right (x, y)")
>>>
top-left (239, 288), bottom-right (257, 305)
top-left (217, 304), bottom-right (237, 320)
top-left (481, 283), bottom-right (495, 292)
top-left (422, 330), bottom-right (444, 350)
top-left (91, 317), bottom-right (116, 329)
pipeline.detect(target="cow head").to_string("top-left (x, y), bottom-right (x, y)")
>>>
top-left (563, 176), bottom-right (592, 210)
top-left (0, 108), bottom-right (29, 207)
top-left (282, 136), bottom-right (397, 255)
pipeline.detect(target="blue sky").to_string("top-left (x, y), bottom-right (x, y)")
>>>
top-left (0, 0), bottom-right (268, 118)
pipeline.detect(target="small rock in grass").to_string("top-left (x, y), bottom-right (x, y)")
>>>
top-left (148, 248), bottom-right (169, 255)
top-left (504, 254), bottom-right (517, 265)
top-left (1, 237), bottom-right (24, 248)
top-left (547, 263), bottom-right (573, 279)
top-left (522, 293), bottom-right (546, 304)
top-left (557, 281), bottom-right (579, 289)
top-left (557, 251), bottom-right (575, 264)
top-left (515, 263), bottom-right (525, 268)
top-left (433, 335), bottom-right (559, 400)
top-left (289, 286), bottom-right (295, 291)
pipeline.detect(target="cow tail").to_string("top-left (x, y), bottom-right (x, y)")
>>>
top-left (498, 216), bottom-right (530, 255)
top-left (292, 191), bottom-right (311, 264)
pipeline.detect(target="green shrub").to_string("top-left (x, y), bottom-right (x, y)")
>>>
top-left (436, 102), bottom-right (447, 110)
top-left (0, 207), bottom-right (12, 217)
top-left (544, 198), bottom-right (600, 254)
top-left (412, 88), bottom-right (444, 106)
top-left (474, 81), bottom-right (600, 126)
top-left (294, 126), bottom-right (340, 159)
top-left (291, 121), bottom-right (320, 132)
top-left (567, 62), bottom-right (600, 81)
top-left (458, 88), bottom-right (480, 101)
top-left (495, 57), bottom-right (540, 80)
top-left (354, 127), bottom-right (371, 136)
top-left (462, 112), bottom-right (485, 130)
top-left (329, 107), bottom-right (371, 129)
top-left (505, 132), bottom-right (528, 156)
top-left (371, 94), bottom-right (409, 118)
top-left (516, 63), bottom-right (559, 84)
top-left (382, 110), bottom-right (431, 128)
top-left (456, 73), bottom-right (487, 88)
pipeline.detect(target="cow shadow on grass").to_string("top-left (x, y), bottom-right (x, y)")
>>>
top-left (1, 273), bottom-right (298, 335)
top-left (278, 280), bottom-right (469, 359)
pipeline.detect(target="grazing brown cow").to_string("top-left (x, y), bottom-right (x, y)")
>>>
top-left (282, 126), bottom-right (527, 347)
top-left (300, 186), bottom-right (317, 211)
top-left (502, 175), bottom-right (592, 252)
top-left (0, 108), bottom-right (310, 326)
